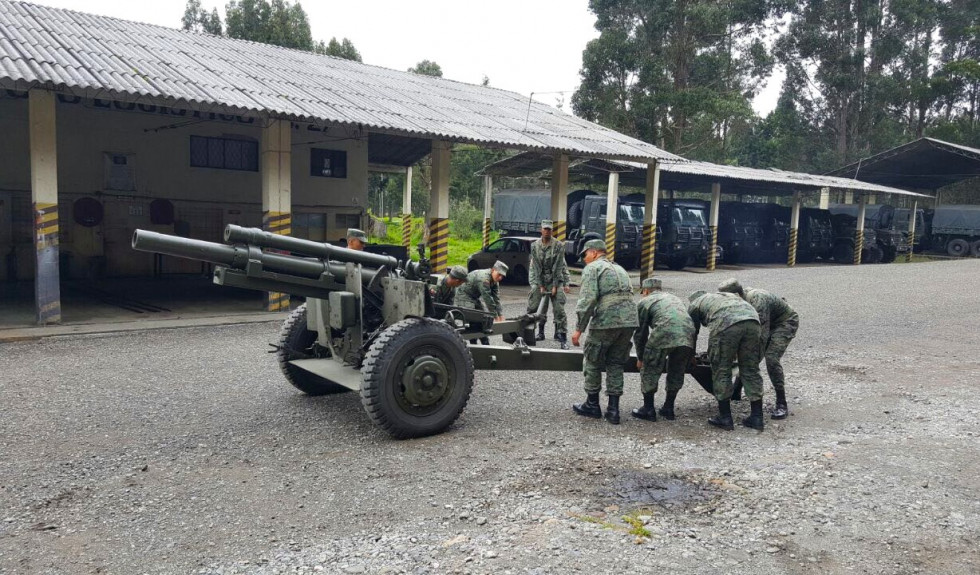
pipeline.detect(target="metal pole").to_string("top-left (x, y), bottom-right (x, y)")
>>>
top-left (605, 172), bottom-right (619, 261)
top-left (641, 162), bottom-right (660, 281)
top-left (906, 200), bottom-right (917, 262)
top-left (788, 191), bottom-right (801, 267)
top-left (854, 196), bottom-right (866, 265)
top-left (707, 182), bottom-right (720, 271)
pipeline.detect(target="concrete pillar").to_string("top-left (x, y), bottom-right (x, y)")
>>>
top-left (906, 200), bottom-right (917, 262)
top-left (605, 172), bottom-right (619, 261)
top-left (640, 162), bottom-right (660, 281)
top-left (428, 140), bottom-right (451, 274)
top-left (482, 175), bottom-right (492, 250)
top-left (854, 196), bottom-right (866, 265)
top-left (261, 119), bottom-right (292, 311)
top-left (402, 166), bottom-right (413, 249)
top-left (788, 191), bottom-right (802, 267)
top-left (706, 183), bottom-right (721, 271)
top-left (29, 89), bottom-right (61, 325)
top-left (550, 153), bottom-right (568, 241)
top-left (818, 187), bottom-right (830, 209)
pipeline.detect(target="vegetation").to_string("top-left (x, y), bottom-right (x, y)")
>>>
top-left (368, 215), bottom-right (499, 268)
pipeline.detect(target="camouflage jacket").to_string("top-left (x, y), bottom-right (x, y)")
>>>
top-left (744, 287), bottom-right (798, 342)
top-left (688, 292), bottom-right (759, 337)
top-left (529, 238), bottom-right (570, 289)
top-left (634, 291), bottom-right (696, 353)
top-left (575, 256), bottom-right (638, 332)
top-left (429, 276), bottom-right (457, 305)
top-left (455, 269), bottom-right (502, 316)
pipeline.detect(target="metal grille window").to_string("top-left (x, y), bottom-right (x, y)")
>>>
top-left (311, 148), bottom-right (347, 178)
top-left (190, 136), bottom-right (258, 171)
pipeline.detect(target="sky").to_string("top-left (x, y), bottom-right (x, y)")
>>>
top-left (26, 0), bottom-right (781, 115)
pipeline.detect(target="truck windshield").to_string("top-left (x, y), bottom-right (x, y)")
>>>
top-left (672, 207), bottom-right (706, 225)
top-left (620, 205), bottom-right (644, 222)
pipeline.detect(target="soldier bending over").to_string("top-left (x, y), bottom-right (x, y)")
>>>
top-left (454, 261), bottom-right (508, 345)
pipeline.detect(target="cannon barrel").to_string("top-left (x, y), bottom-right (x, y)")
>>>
top-left (224, 225), bottom-right (400, 269)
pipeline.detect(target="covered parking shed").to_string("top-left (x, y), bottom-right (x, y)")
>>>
top-left (0, 0), bottom-right (681, 325)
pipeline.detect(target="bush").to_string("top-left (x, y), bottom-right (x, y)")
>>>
top-left (449, 199), bottom-right (484, 241)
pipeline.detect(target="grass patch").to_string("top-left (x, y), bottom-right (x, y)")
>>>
top-left (622, 514), bottom-right (651, 538)
top-left (369, 216), bottom-right (499, 268)
top-left (575, 514), bottom-right (617, 530)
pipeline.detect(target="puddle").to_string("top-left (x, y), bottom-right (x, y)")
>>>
top-left (596, 470), bottom-right (713, 509)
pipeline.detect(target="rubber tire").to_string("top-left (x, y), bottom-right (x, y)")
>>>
top-left (724, 249), bottom-right (741, 265)
top-left (361, 318), bottom-right (474, 439)
top-left (667, 256), bottom-right (688, 271)
top-left (880, 246), bottom-right (897, 264)
top-left (277, 304), bottom-right (349, 396)
top-left (947, 238), bottom-right (970, 257)
top-left (832, 243), bottom-right (853, 264)
top-left (567, 201), bottom-right (584, 229)
top-left (864, 246), bottom-right (884, 264)
top-left (796, 251), bottom-right (814, 264)
top-left (971, 240), bottom-right (980, 258)
top-left (510, 265), bottom-right (529, 285)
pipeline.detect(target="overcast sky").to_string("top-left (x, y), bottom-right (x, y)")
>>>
top-left (28, 0), bottom-right (781, 115)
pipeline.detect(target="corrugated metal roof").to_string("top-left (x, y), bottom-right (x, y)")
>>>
top-left (0, 0), bottom-right (682, 163)
top-left (828, 137), bottom-right (980, 191)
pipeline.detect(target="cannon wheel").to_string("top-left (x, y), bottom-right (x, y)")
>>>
top-left (361, 318), bottom-right (474, 439)
top-left (277, 304), bottom-right (350, 396)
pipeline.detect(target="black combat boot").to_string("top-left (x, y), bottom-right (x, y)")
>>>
top-left (731, 376), bottom-right (743, 401)
top-left (708, 400), bottom-right (735, 431)
top-left (658, 390), bottom-right (678, 421)
top-left (536, 323), bottom-right (545, 341)
top-left (604, 395), bottom-right (621, 425)
top-left (479, 336), bottom-right (490, 345)
top-left (631, 392), bottom-right (657, 421)
top-left (771, 389), bottom-right (788, 420)
top-left (556, 332), bottom-right (569, 351)
top-left (742, 400), bottom-right (765, 431)
top-left (572, 393), bottom-right (602, 419)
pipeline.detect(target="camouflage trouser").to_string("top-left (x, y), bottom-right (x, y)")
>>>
top-left (640, 345), bottom-right (694, 394)
top-left (527, 288), bottom-right (568, 333)
top-left (764, 317), bottom-right (799, 391)
top-left (708, 320), bottom-right (763, 402)
top-left (583, 327), bottom-right (635, 396)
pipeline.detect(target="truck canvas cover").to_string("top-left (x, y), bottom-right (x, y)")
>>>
top-left (930, 205), bottom-right (980, 234)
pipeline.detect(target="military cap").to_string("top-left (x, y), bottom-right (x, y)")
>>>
top-left (448, 265), bottom-right (468, 280)
top-left (492, 260), bottom-right (509, 277)
top-left (641, 278), bottom-right (662, 290)
top-left (689, 290), bottom-right (707, 302)
top-left (579, 238), bottom-right (607, 255)
top-left (541, 219), bottom-right (554, 229)
top-left (346, 228), bottom-right (368, 243)
top-left (718, 278), bottom-right (743, 294)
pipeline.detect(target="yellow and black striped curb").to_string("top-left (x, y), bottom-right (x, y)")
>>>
top-left (787, 228), bottom-right (798, 267)
top-left (604, 222), bottom-right (616, 261)
top-left (263, 211), bottom-right (291, 311)
top-left (34, 202), bottom-right (59, 249)
top-left (553, 220), bottom-right (566, 242)
top-left (706, 225), bottom-right (718, 271)
top-left (853, 230), bottom-right (864, 265)
top-left (402, 214), bottom-right (413, 248)
top-left (640, 223), bottom-right (657, 279)
top-left (482, 218), bottom-right (492, 250)
top-left (428, 218), bottom-right (449, 274)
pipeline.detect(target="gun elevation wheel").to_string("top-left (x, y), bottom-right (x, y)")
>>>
top-left (361, 318), bottom-right (474, 439)
top-left (277, 304), bottom-right (349, 395)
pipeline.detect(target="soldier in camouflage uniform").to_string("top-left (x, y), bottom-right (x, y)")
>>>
top-left (632, 278), bottom-right (696, 422)
top-left (718, 278), bottom-right (799, 420)
top-left (570, 239), bottom-right (638, 425)
top-left (454, 261), bottom-right (508, 345)
top-left (527, 220), bottom-right (572, 349)
top-left (430, 265), bottom-right (468, 305)
top-left (688, 290), bottom-right (765, 431)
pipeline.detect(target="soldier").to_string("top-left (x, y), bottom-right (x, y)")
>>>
top-left (718, 278), bottom-right (799, 420)
top-left (570, 239), bottom-right (638, 425)
top-left (346, 228), bottom-right (368, 251)
top-left (430, 265), bottom-right (468, 305)
top-left (632, 278), bottom-right (696, 422)
top-left (688, 290), bottom-right (765, 431)
top-left (455, 261), bottom-right (508, 345)
top-left (527, 220), bottom-right (571, 350)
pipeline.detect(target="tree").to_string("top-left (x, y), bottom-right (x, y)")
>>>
top-left (316, 37), bottom-right (362, 61)
top-left (181, 0), bottom-right (223, 34)
top-left (408, 60), bottom-right (443, 77)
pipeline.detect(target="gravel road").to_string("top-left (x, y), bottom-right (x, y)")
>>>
top-left (1, 260), bottom-right (978, 574)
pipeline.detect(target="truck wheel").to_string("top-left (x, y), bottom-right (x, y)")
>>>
top-left (971, 240), bottom-right (980, 258)
top-left (361, 318), bottom-right (474, 439)
top-left (510, 265), bottom-right (529, 285)
top-left (832, 243), bottom-right (853, 264)
top-left (947, 239), bottom-right (970, 257)
top-left (880, 246), bottom-right (897, 263)
top-left (667, 256), bottom-right (688, 271)
top-left (568, 201), bottom-right (584, 228)
top-left (865, 246), bottom-right (884, 264)
top-left (277, 304), bottom-right (349, 396)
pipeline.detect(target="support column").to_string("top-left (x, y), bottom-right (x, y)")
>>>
top-left (605, 172), bottom-right (619, 261)
top-left (706, 183), bottom-right (721, 271)
top-left (428, 140), bottom-right (451, 274)
top-left (550, 153), bottom-right (568, 241)
top-left (818, 187), bottom-right (830, 209)
top-left (402, 166), bottom-right (413, 249)
top-left (640, 162), bottom-right (660, 281)
top-left (788, 191), bottom-right (801, 267)
top-left (482, 175), bottom-right (493, 250)
top-left (906, 200), bottom-right (917, 262)
top-left (29, 89), bottom-right (61, 325)
top-left (261, 118), bottom-right (292, 311)
top-left (854, 196), bottom-right (866, 265)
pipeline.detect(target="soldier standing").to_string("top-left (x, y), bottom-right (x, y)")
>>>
top-left (454, 261), bottom-right (508, 345)
top-left (718, 278), bottom-right (799, 420)
top-left (632, 278), bottom-right (696, 422)
top-left (527, 220), bottom-right (571, 349)
top-left (346, 228), bottom-right (368, 251)
top-left (688, 290), bottom-right (765, 431)
top-left (570, 239), bottom-right (638, 425)
top-left (430, 265), bottom-right (468, 305)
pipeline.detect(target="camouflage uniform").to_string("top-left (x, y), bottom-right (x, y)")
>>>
top-left (526, 238), bottom-right (570, 333)
top-left (430, 276), bottom-right (457, 305)
top-left (454, 269), bottom-right (503, 316)
top-left (634, 292), bottom-right (696, 394)
top-left (576, 256), bottom-right (638, 396)
top-left (744, 288), bottom-right (799, 392)
top-left (688, 292), bottom-right (764, 402)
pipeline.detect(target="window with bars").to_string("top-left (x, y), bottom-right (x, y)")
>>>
top-left (190, 136), bottom-right (259, 172)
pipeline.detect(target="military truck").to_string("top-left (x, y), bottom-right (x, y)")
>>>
top-left (922, 205), bottom-right (980, 257)
top-left (828, 204), bottom-right (908, 263)
top-left (893, 207), bottom-right (927, 250)
top-left (717, 202), bottom-right (765, 264)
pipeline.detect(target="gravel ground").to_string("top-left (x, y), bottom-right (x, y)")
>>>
top-left (1, 260), bottom-right (979, 575)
